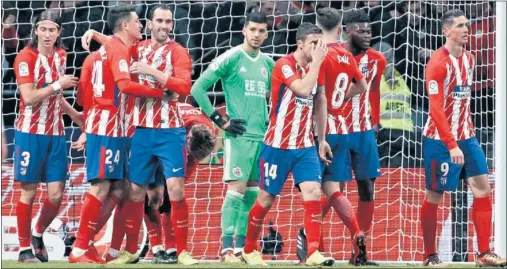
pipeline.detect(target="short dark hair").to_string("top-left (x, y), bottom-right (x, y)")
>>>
top-left (189, 125), bottom-right (216, 161)
top-left (342, 9), bottom-right (370, 25)
top-left (441, 9), bottom-right (466, 27)
top-left (245, 11), bottom-right (268, 26)
top-left (107, 4), bottom-right (137, 33)
top-left (30, 10), bottom-right (64, 49)
top-left (148, 4), bottom-right (171, 20)
top-left (296, 22), bottom-right (322, 41)
top-left (316, 7), bottom-right (342, 31)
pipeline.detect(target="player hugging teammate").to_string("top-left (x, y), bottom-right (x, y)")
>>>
top-left (12, 4), bottom-right (505, 268)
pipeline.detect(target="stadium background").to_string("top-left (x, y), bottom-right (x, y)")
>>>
top-left (0, 0), bottom-right (499, 264)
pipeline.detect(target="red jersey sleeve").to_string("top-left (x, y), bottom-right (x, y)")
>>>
top-left (426, 59), bottom-right (458, 150)
top-left (350, 56), bottom-right (363, 83)
top-left (14, 49), bottom-right (36, 85)
top-left (107, 44), bottom-right (131, 83)
top-left (369, 54), bottom-right (387, 125)
top-left (77, 54), bottom-right (94, 118)
top-left (165, 44), bottom-right (192, 96)
top-left (274, 59), bottom-right (301, 88)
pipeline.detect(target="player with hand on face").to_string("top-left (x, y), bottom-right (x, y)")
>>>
top-left (191, 11), bottom-right (274, 262)
top-left (69, 4), bottom-right (167, 264)
top-left (13, 10), bottom-right (81, 263)
top-left (241, 23), bottom-right (334, 267)
top-left (420, 10), bottom-right (505, 267)
top-left (297, 7), bottom-right (371, 266)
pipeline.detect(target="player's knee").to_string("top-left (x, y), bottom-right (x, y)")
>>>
top-left (166, 177), bottom-right (185, 201)
top-left (47, 191), bottom-right (63, 206)
top-left (300, 182), bottom-right (322, 201)
top-left (425, 189), bottom-right (444, 203)
top-left (129, 182), bottom-right (147, 202)
top-left (257, 190), bottom-right (275, 209)
top-left (467, 174), bottom-right (491, 197)
top-left (357, 178), bottom-right (375, 202)
top-left (19, 189), bottom-right (36, 205)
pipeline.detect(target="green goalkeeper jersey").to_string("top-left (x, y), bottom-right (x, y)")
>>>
top-left (191, 45), bottom-right (275, 141)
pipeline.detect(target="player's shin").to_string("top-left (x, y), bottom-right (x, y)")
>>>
top-left (244, 200), bottom-right (271, 254)
top-left (319, 195), bottom-right (330, 252)
top-left (221, 190), bottom-right (243, 253)
top-left (144, 207), bottom-right (164, 253)
top-left (328, 191), bottom-right (360, 237)
top-left (16, 200), bottom-right (33, 250)
top-left (303, 200), bottom-right (322, 257)
top-left (162, 213), bottom-right (175, 252)
top-left (472, 195), bottom-right (492, 254)
top-left (108, 202), bottom-right (126, 259)
top-left (33, 198), bottom-right (60, 237)
top-left (94, 193), bottom-right (121, 233)
top-left (73, 193), bottom-right (103, 254)
top-left (236, 186), bottom-right (259, 252)
top-left (356, 179), bottom-right (375, 234)
top-left (170, 198), bottom-right (189, 254)
top-left (421, 200), bottom-right (439, 259)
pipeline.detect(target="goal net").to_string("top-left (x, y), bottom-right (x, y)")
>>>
top-left (0, 0), bottom-right (499, 263)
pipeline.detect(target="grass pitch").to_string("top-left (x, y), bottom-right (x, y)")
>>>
top-left (1, 260), bottom-right (480, 268)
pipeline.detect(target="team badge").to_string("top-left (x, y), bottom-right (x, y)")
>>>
top-left (19, 62), bottom-right (29, 77)
top-left (428, 80), bottom-right (438, 95)
top-left (233, 167), bottom-right (242, 178)
top-left (282, 65), bottom-right (294, 79)
top-left (261, 67), bottom-right (268, 78)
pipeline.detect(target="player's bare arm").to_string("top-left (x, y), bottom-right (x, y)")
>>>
top-left (81, 29), bottom-right (111, 51)
top-left (345, 77), bottom-right (367, 99)
top-left (289, 39), bottom-right (327, 96)
top-left (17, 75), bottom-right (77, 106)
top-left (314, 85), bottom-right (332, 165)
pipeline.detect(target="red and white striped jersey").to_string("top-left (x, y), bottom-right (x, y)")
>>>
top-left (85, 37), bottom-right (131, 137)
top-left (177, 102), bottom-right (213, 131)
top-left (13, 47), bottom-right (67, 136)
top-left (132, 40), bottom-right (192, 129)
top-left (264, 54), bottom-right (317, 149)
top-left (318, 43), bottom-right (364, 135)
top-left (339, 43), bottom-right (386, 134)
top-left (423, 47), bottom-right (476, 149)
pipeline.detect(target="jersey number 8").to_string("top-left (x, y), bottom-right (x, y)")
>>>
top-left (331, 73), bottom-right (349, 109)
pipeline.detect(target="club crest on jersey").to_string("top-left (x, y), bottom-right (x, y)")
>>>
top-left (261, 67), bottom-right (268, 78)
top-left (360, 64), bottom-right (370, 77)
top-left (119, 59), bottom-right (129, 73)
top-left (18, 62), bottom-right (29, 77)
top-left (233, 167), bottom-right (242, 177)
top-left (58, 65), bottom-right (65, 76)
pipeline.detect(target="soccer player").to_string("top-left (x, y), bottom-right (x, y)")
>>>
top-left (421, 10), bottom-right (505, 267)
top-left (296, 7), bottom-right (370, 266)
top-left (241, 22), bottom-right (333, 267)
top-left (332, 9), bottom-right (387, 265)
top-left (13, 10), bottom-right (82, 263)
top-left (68, 5), bottom-right (167, 264)
top-left (190, 12), bottom-right (274, 262)
top-left (143, 102), bottom-right (216, 264)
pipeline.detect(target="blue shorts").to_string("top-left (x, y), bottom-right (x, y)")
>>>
top-left (423, 137), bottom-right (488, 191)
top-left (86, 134), bottom-right (128, 181)
top-left (321, 130), bottom-right (380, 182)
top-left (129, 127), bottom-right (186, 186)
top-left (14, 131), bottom-right (68, 183)
top-left (259, 144), bottom-right (321, 196)
top-left (148, 163), bottom-right (166, 188)
top-left (319, 134), bottom-right (352, 182)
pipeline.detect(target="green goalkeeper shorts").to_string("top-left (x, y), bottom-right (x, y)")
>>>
top-left (223, 138), bottom-right (262, 182)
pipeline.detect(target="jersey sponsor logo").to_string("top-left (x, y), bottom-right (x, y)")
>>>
top-left (428, 80), bottom-right (439, 95)
top-left (119, 59), bottom-right (129, 73)
top-left (233, 166), bottom-right (242, 177)
top-left (18, 62), bottom-right (29, 77)
top-left (452, 85), bottom-right (471, 99)
top-left (282, 65), bottom-right (294, 79)
top-left (337, 55), bottom-right (350, 65)
top-left (261, 67), bottom-right (268, 78)
top-left (294, 85), bottom-right (317, 107)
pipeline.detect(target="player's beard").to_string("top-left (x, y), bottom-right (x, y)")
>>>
top-left (246, 37), bottom-right (262, 50)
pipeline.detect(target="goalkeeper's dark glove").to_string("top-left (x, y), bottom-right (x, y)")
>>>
top-left (210, 111), bottom-right (246, 138)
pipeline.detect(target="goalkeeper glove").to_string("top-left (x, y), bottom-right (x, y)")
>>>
top-left (210, 111), bottom-right (246, 138)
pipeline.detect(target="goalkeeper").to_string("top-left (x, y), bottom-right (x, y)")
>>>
top-left (191, 11), bottom-right (274, 262)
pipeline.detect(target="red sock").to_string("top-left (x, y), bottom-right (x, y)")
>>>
top-left (244, 201), bottom-right (269, 254)
top-left (329, 191), bottom-right (360, 237)
top-left (357, 201), bottom-right (374, 234)
top-left (421, 200), bottom-right (438, 259)
top-left (16, 201), bottom-right (32, 248)
top-left (472, 196), bottom-right (492, 254)
top-left (319, 195), bottom-right (330, 252)
top-left (162, 213), bottom-right (175, 250)
top-left (75, 194), bottom-right (102, 250)
top-left (123, 200), bottom-right (145, 254)
top-left (144, 209), bottom-right (163, 248)
top-left (171, 199), bottom-right (189, 254)
top-left (304, 200), bottom-right (322, 257)
top-left (34, 199), bottom-right (60, 236)
top-left (95, 193), bottom-right (121, 234)
top-left (110, 202), bottom-right (126, 251)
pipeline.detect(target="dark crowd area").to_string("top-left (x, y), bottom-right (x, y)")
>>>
top-left (1, 1), bottom-right (497, 168)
